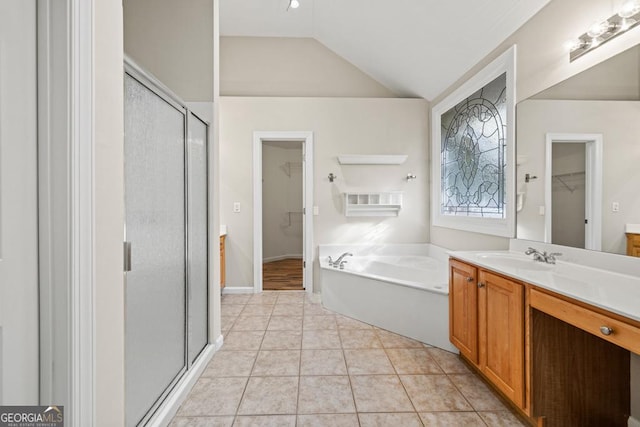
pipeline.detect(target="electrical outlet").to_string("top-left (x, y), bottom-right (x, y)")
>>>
top-left (233, 202), bottom-right (241, 213)
top-left (539, 206), bottom-right (545, 216)
top-left (612, 202), bottom-right (620, 212)
top-left (313, 206), bottom-right (319, 216)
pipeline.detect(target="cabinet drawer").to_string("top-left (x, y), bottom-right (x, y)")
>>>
top-left (530, 288), bottom-right (640, 354)
top-left (628, 233), bottom-right (640, 246)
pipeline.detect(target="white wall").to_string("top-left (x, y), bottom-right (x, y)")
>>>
top-left (95, 0), bottom-right (125, 424)
top-left (220, 97), bottom-right (429, 290)
top-left (220, 37), bottom-right (397, 98)
top-left (517, 100), bottom-right (640, 255)
top-left (262, 144), bottom-right (303, 261)
top-left (124, 0), bottom-right (214, 101)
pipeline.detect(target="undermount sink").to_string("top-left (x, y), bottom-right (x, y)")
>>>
top-left (476, 252), bottom-right (555, 271)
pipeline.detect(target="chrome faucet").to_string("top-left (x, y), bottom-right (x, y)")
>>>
top-left (525, 247), bottom-right (562, 264)
top-left (330, 252), bottom-right (353, 268)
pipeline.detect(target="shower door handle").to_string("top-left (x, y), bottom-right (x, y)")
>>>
top-left (124, 241), bottom-right (132, 272)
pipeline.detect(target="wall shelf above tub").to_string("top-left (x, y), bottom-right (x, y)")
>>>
top-left (345, 192), bottom-right (403, 217)
top-left (338, 154), bottom-right (408, 165)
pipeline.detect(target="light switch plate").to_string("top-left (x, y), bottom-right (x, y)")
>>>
top-left (233, 202), bottom-right (241, 213)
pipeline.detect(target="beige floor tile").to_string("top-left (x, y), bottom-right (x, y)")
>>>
top-left (339, 330), bottom-right (382, 349)
top-left (222, 294), bottom-right (252, 305)
top-left (233, 415), bottom-right (296, 427)
top-left (300, 349), bottom-right (347, 376)
top-left (177, 377), bottom-right (248, 416)
top-left (222, 331), bottom-right (265, 351)
top-left (247, 293), bottom-right (279, 305)
top-left (336, 315), bottom-right (373, 330)
top-left (303, 304), bottom-right (333, 316)
top-left (297, 376), bottom-right (356, 414)
top-left (448, 374), bottom-right (507, 411)
top-left (385, 348), bottom-right (443, 374)
top-left (375, 329), bottom-right (424, 348)
top-left (350, 375), bottom-right (414, 413)
top-left (232, 316), bottom-right (270, 331)
top-left (301, 330), bottom-right (341, 349)
top-left (251, 350), bottom-right (300, 376)
top-left (303, 315), bottom-right (337, 330)
top-left (419, 411), bottom-right (486, 426)
top-left (202, 351), bottom-right (257, 377)
top-left (304, 293), bottom-right (322, 305)
top-left (170, 416), bottom-right (234, 427)
top-left (267, 316), bottom-right (303, 331)
top-left (238, 376), bottom-right (298, 415)
top-left (425, 348), bottom-right (470, 374)
top-left (358, 413), bottom-right (423, 427)
top-left (272, 304), bottom-right (304, 316)
top-left (478, 411), bottom-right (527, 426)
top-left (400, 375), bottom-right (472, 412)
top-left (343, 349), bottom-right (395, 375)
top-left (241, 304), bottom-right (275, 316)
top-left (261, 331), bottom-right (302, 350)
top-left (221, 316), bottom-right (237, 332)
top-left (296, 414), bottom-right (359, 427)
top-left (221, 304), bottom-right (245, 317)
top-left (276, 294), bottom-right (305, 304)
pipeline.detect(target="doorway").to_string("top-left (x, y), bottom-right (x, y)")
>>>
top-left (253, 131), bottom-right (314, 294)
top-left (545, 133), bottom-right (603, 250)
top-left (262, 141), bottom-right (304, 290)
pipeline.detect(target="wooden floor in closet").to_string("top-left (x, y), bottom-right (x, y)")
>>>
top-left (263, 258), bottom-right (303, 291)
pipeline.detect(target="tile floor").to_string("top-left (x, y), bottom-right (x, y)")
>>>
top-left (170, 291), bottom-right (527, 427)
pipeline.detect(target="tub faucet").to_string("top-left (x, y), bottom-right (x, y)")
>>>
top-left (332, 252), bottom-right (353, 267)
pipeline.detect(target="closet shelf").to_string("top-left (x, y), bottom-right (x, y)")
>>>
top-left (338, 155), bottom-right (407, 165)
top-left (344, 192), bottom-right (403, 217)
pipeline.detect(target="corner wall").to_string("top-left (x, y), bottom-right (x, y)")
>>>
top-left (220, 97), bottom-right (429, 291)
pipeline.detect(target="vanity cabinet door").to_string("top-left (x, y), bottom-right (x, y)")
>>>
top-left (478, 270), bottom-right (525, 408)
top-left (449, 260), bottom-right (478, 364)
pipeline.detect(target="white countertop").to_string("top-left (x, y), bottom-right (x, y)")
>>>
top-left (220, 224), bottom-right (227, 236)
top-left (626, 224), bottom-right (640, 234)
top-left (449, 250), bottom-right (640, 323)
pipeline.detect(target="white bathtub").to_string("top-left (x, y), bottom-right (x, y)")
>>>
top-left (319, 243), bottom-right (457, 353)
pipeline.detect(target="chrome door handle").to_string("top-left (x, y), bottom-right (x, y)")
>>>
top-left (124, 241), bottom-right (132, 272)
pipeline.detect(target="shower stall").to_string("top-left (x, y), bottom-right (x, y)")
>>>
top-left (123, 58), bottom-right (210, 426)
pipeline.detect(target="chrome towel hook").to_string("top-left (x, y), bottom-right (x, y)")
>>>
top-left (328, 173), bottom-right (337, 182)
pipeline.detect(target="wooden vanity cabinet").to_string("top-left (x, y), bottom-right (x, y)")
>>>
top-left (449, 259), bottom-right (525, 410)
top-left (627, 232), bottom-right (640, 257)
top-left (449, 260), bottom-right (478, 363)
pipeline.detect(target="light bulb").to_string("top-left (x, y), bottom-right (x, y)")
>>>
top-left (620, 17), bottom-right (637, 31)
top-left (587, 20), bottom-right (611, 37)
top-left (564, 38), bottom-right (585, 52)
top-left (290, 0), bottom-right (300, 8)
top-left (619, 0), bottom-right (640, 18)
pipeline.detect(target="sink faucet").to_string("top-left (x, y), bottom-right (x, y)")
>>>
top-left (525, 247), bottom-right (562, 264)
top-left (331, 252), bottom-right (353, 267)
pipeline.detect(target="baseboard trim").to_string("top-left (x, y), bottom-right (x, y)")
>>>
top-left (263, 254), bottom-right (303, 263)
top-left (221, 286), bottom-right (255, 294)
top-left (146, 340), bottom-right (219, 427)
top-left (629, 416), bottom-right (640, 427)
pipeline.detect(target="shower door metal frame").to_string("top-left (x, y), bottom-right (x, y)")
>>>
top-left (124, 56), bottom-right (210, 426)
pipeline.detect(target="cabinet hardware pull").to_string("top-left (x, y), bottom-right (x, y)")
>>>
top-left (466, 277), bottom-right (474, 283)
top-left (478, 282), bottom-right (485, 288)
top-left (600, 326), bottom-right (613, 336)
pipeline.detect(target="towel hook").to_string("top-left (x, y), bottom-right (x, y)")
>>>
top-left (328, 173), bottom-right (337, 182)
top-left (406, 173), bottom-right (417, 181)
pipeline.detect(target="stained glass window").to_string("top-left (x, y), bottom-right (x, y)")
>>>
top-left (440, 73), bottom-right (507, 218)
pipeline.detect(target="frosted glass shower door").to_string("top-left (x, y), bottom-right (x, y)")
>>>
top-left (124, 74), bottom-right (187, 427)
top-left (187, 113), bottom-right (209, 364)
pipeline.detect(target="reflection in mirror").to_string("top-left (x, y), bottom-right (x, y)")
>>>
top-left (516, 44), bottom-right (640, 257)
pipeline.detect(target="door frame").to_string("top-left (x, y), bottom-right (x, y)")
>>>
top-left (544, 133), bottom-right (603, 250)
top-left (253, 131), bottom-right (314, 294)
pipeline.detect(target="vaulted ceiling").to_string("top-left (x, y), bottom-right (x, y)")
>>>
top-left (220, 0), bottom-right (552, 101)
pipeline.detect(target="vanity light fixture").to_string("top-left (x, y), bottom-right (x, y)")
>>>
top-left (287, 0), bottom-right (300, 10)
top-left (569, 1), bottom-right (640, 61)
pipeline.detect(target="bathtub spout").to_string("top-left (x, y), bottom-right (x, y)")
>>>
top-left (332, 252), bottom-right (353, 267)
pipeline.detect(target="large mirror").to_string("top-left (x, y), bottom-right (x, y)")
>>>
top-left (516, 44), bottom-right (640, 257)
